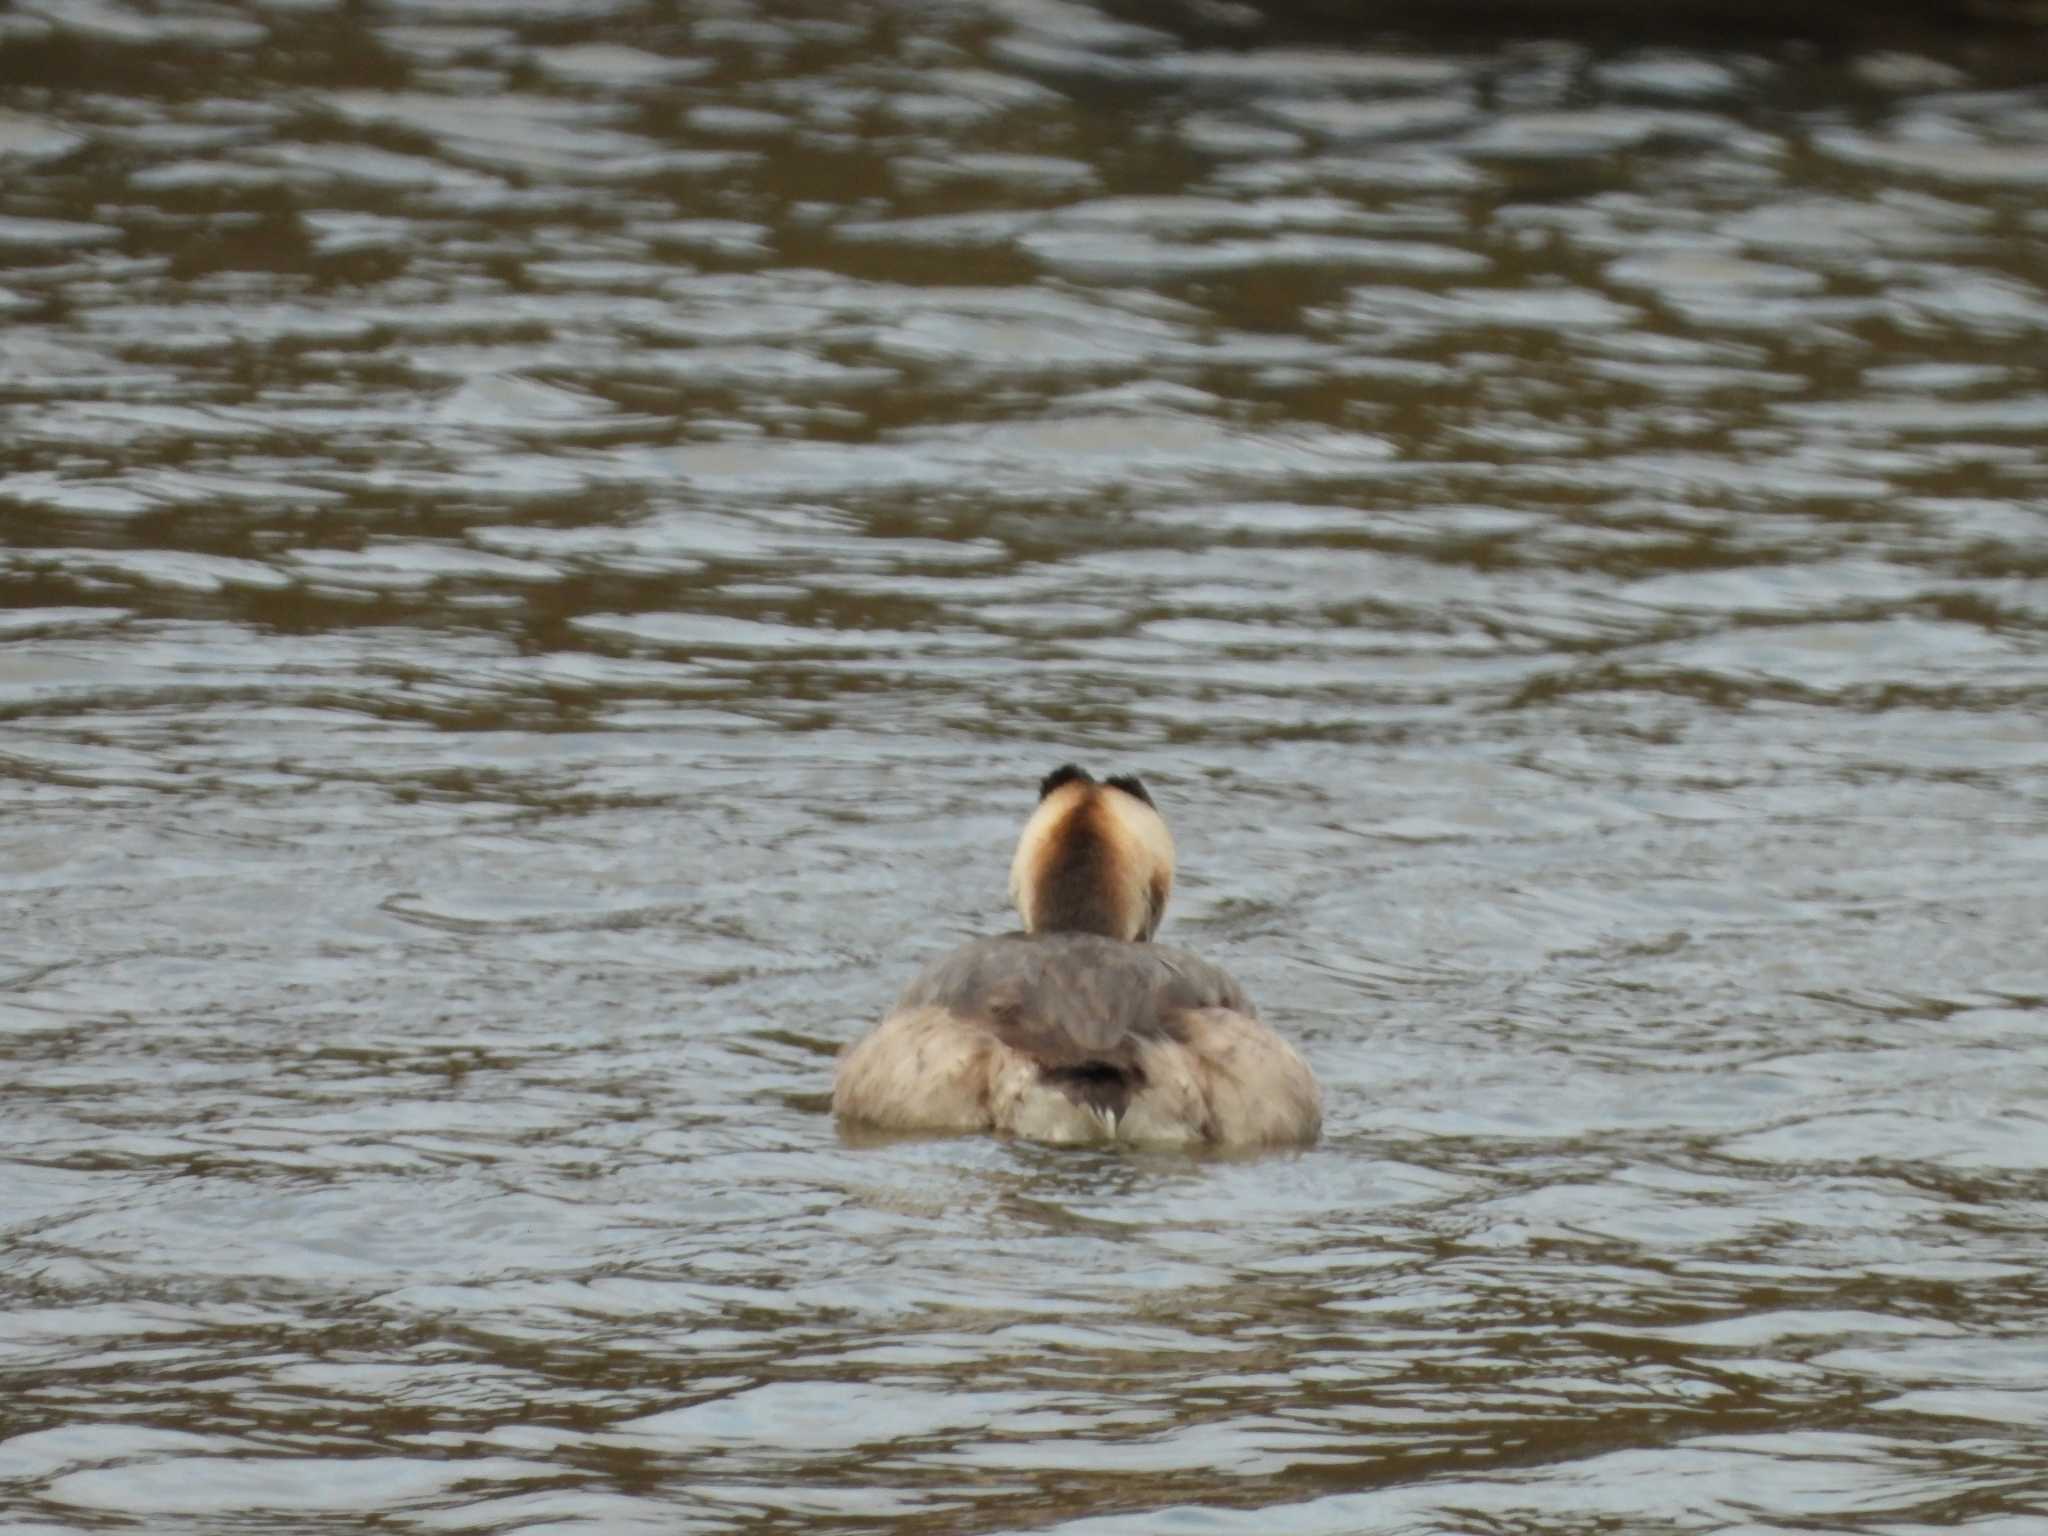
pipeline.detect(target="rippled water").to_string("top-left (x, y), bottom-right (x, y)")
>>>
top-left (5, 0), bottom-right (2048, 1530)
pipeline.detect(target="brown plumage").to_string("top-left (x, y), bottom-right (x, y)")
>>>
top-left (1009, 766), bottom-right (1173, 942)
top-left (832, 766), bottom-right (1322, 1148)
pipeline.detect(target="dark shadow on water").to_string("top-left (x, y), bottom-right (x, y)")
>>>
top-left (1110, 0), bottom-right (2048, 55)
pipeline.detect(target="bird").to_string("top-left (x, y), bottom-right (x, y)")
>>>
top-left (832, 764), bottom-right (1321, 1148)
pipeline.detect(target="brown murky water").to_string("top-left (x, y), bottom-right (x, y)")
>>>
top-left (6, 0), bottom-right (2048, 1530)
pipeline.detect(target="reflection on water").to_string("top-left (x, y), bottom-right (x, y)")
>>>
top-left (4, 0), bottom-right (2048, 1530)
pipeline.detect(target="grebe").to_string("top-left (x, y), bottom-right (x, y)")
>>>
top-left (832, 765), bottom-right (1322, 1148)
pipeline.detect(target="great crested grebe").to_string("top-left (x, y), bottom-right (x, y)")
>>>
top-left (832, 765), bottom-right (1322, 1148)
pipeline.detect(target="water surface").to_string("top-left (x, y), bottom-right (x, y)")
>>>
top-left (4, 1), bottom-right (2048, 1531)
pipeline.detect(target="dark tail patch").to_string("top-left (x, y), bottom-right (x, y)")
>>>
top-left (1039, 763), bottom-right (1093, 799)
top-left (1040, 1059), bottom-right (1140, 1117)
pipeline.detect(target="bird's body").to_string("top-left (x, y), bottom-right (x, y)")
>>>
top-left (832, 766), bottom-right (1321, 1149)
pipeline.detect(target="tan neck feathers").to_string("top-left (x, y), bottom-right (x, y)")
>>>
top-left (1010, 779), bottom-right (1174, 941)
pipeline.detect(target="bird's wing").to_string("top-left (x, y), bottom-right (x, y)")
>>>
top-left (895, 933), bottom-right (1254, 1067)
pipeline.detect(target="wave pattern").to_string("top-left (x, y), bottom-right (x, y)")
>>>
top-left (4, 1), bottom-right (2048, 1531)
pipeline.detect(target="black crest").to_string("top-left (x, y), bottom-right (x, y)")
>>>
top-left (1038, 764), bottom-right (1092, 799)
top-left (1104, 774), bottom-right (1153, 807)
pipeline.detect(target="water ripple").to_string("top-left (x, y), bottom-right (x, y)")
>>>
top-left (5, 2), bottom-right (2048, 1533)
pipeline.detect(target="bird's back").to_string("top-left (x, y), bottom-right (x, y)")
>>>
top-left (895, 931), bottom-right (1252, 1065)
